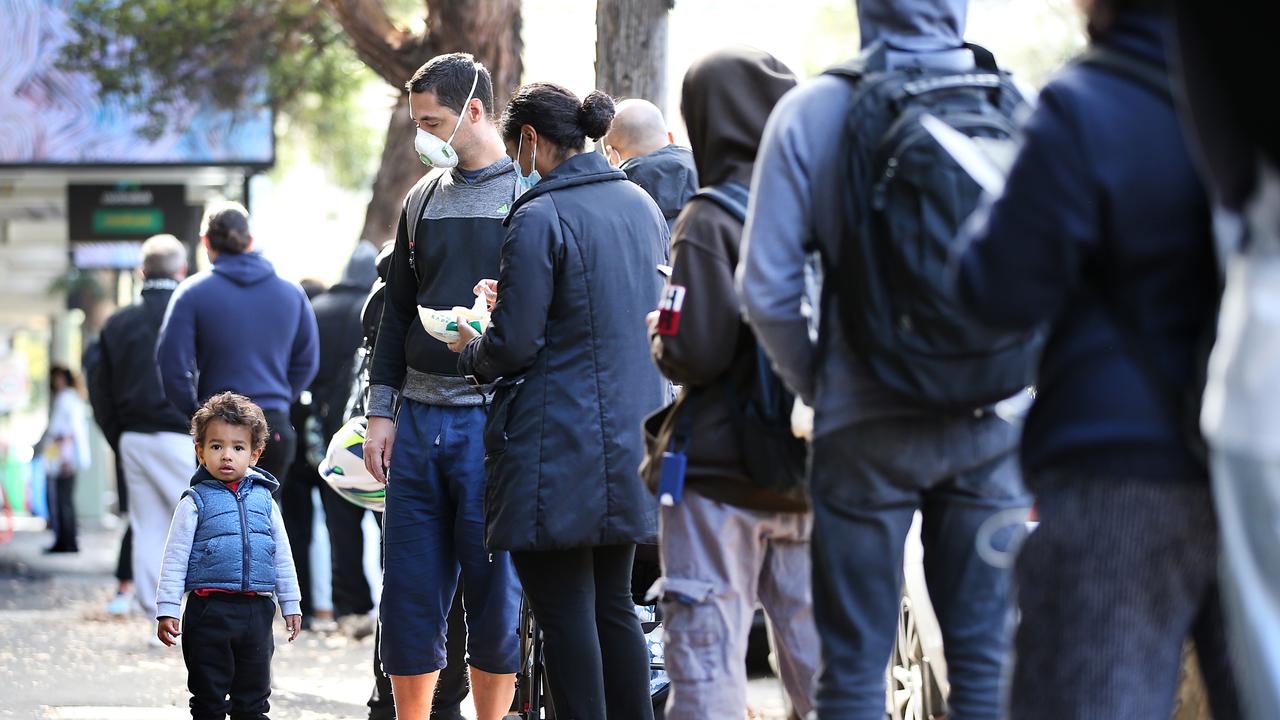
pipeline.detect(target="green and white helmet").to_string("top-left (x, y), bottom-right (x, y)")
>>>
top-left (319, 416), bottom-right (384, 513)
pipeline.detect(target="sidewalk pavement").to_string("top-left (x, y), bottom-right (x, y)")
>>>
top-left (0, 521), bottom-right (795, 720)
top-left (0, 522), bottom-right (376, 720)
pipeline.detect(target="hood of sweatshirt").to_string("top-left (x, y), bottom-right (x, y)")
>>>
top-left (211, 252), bottom-right (277, 287)
top-left (859, 0), bottom-right (967, 52)
top-left (681, 47), bottom-right (798, 188)
top-left (337, 241), bottom-right (379, 291)
top-left (620, 145), bottom-right (700, 221)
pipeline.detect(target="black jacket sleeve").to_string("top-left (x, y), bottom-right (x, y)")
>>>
top-left (85, 334), bottom-right (120, 450)
top-left (459, 203), bottom-right (559, 384)
top-left (369, 209), bottom-right (415, 396)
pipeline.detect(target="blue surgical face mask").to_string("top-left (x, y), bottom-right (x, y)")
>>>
top-left (515, 134), bottom-right (541, 198)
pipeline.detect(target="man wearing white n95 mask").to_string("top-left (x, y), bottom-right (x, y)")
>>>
top-left (363, 52), bottom-right (522, 720)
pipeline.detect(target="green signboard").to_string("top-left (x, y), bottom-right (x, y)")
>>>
top-left (91, 208), bottom-right (164, 234)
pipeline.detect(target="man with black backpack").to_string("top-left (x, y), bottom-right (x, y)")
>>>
top-left (643, 48), bottom-right (816, 720)
top-left (737, 1), bottom-right (1033, 718)
top-left (362, 53), bottom-right (522, 720)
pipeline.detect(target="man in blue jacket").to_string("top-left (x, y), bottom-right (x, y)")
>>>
top-left (156, 200), bottom-right (319, 486)
top-left (737, 1), bottom-right (1028, 718)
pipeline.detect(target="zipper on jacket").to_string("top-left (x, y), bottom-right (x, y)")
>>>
top-left (234, 484), bottom-right (250, 592)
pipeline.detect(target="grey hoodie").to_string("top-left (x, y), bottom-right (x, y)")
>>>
top-left (736, 0), bottom-right (975, 437)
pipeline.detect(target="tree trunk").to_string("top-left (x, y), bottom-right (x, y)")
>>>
top-left (595, 0), bottom-right (672, 111)
top-left (359, 109), bottom-right (422, 247)
top-left (327, 0), bottom-right (523, 246)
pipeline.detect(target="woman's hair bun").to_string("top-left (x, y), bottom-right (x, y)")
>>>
top-left (578, 90), bottom-right (616, 141)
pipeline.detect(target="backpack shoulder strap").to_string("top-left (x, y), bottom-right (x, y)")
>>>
top-left (1076, 45), bottom-right (1174, 105)
top-left (692, 181), bottom-right (750, 224)
top-left (403, 170), bottom-right (447, 282)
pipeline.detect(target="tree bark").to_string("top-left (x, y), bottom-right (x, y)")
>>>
top-left (595, 0), bottom-right (672, 111)
top-left (325, 0), bottom-right (523, 246)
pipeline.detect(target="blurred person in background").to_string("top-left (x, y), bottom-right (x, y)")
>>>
top-left (156, 200), bottom-right (319, 485)
top-left (957, 0), bottom-right (1241, 716)
top-left (454, 81), bottom-right (668, 720)
top-left (298, 244), bottom-right (379, 637)
top-left (82, 339), bottom-right (134, 614)
top-left (603, 98), bottom-right (699, 233)
top-left (1172, 1), bottom-right (1280, 716)
top-left (283, 277), bottom-right (327, 629)
top-left (87, 233), bottom-right (193, 620)
top-left (37, 364), bottom-right (90, 553)
top-left (644, 48), bottom-right (817, 720)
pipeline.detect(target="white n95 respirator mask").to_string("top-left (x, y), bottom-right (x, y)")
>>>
top-left (410, 65), bottom-right (480, 169)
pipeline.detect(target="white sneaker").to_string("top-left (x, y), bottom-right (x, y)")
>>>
top-left (106, 592), bottom-right (135, 616)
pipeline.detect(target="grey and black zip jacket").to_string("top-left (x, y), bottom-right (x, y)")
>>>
top-left (369, 158), bottom-right (518, 415)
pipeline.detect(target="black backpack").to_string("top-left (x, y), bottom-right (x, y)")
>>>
top-left (826, 43), bottom-right (1043, 410)
top-left (694, 182), bottom-right (807, 497)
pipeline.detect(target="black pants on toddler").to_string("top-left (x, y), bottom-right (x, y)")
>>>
top-left (182, 593), bottom-right (275, 720)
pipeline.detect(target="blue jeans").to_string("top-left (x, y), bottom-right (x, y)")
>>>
top-left (808, 413), bottom-right (1029, 720)
top-left (380, 401), bottom-right (522, 676)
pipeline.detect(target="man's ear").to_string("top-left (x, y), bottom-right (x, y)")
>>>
top-left (244, 236), bottom-right (255, 252)
top-left (668, 131), bottom-right (675, 145)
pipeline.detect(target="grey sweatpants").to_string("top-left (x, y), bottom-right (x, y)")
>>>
top-left (119, 431), bottom-right (194, 617)
top-left (1011, 474), bottom-right (1240, 719)
top-left (656, 489), bottom-right (818, 720)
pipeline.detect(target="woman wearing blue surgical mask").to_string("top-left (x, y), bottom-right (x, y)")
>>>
top-left (448, 82), bottom-right (670, 720)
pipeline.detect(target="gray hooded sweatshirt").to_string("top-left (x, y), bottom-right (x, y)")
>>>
top-left (736, 0), bottom-right (976, 437)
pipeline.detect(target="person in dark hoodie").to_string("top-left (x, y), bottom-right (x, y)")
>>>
top-left (736, 1), bottom-right (1030, 718)
top-left (956, 2), bottom-right (1241, 717)
top-left (603, 98), bottom-right (699, 232)
top-left (452, 82), bottom-right (668, 720)
top-left (644, 48), bottom-right (816, 720)
top-left (156, 200), bottom-right (319, 488)
top-left (88, 233), bottom-right (194, 623)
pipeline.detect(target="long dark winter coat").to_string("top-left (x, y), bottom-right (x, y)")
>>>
top-left (459, 151), bottom-right (669, 552)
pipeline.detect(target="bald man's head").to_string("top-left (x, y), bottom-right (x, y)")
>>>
top-left (604, 99), bottom-right (672, 164)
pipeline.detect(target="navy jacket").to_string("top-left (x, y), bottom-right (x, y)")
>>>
top-left (157, 252), bottom-right (320, 415)
top-left (459, 151), bottom-right (669, 552)
top-left (958, 13), bottom-right (1217, 484)
top-left (620, 144), bottom-right (699, 232)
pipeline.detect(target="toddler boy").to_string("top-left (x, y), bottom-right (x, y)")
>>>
top-left (156, 392), bottom-right (302, 720)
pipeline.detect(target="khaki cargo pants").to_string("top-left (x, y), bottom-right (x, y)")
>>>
top-left (653, 489), bottom-right (818, 720)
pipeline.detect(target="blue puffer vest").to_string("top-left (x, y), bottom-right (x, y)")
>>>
top-left (183, 466), bottom-right (280, 593)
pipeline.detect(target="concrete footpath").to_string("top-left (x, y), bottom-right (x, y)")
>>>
top-left (0, 521), bottom-right (794, 719)
top-left (0, 521), bottom-right (390, 720)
